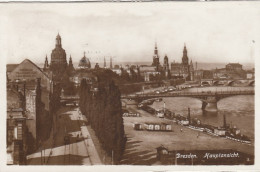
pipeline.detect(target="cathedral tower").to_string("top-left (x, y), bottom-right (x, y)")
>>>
top-left (50, 33), bottom-right (67, 79)
top-left (182, 44), bottom-right (189, 66)
top-left (163, 55), bottom-right (169, 77)
top-left (182, 44), bottom-right (190, 79)
top-left (68, 55), bottom-right (74, 72)
top-left (152, 42), bottom-right (160, 70)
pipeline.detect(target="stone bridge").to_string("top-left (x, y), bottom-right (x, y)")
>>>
top-left (200, 79), bottom-right (254, 86)
top-left (121, 90), bottom-right (254, 112)
top-left (61, 90), bottom-right (254, 112)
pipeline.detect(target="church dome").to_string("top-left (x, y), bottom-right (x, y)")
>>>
top-left (78, 52), bottom-right (91, 69)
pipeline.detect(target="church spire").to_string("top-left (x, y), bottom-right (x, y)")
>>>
top-left (152, 41), bottom-right (160, 69)
top-left (182, 43), bottom-right (188, 66)
top-left (68, 54), bottom-right (74, 71)
top-left (154, 42), bottom-right (158, 55)
top-left (56, 33), bottom-right (62, 48)
top-left (45, 55), bottom-right (49, 67)
top-left (43, 55), bottom-right (49, 71)
top-left (69, 55), bottom-right (73, 65)
top-left (183, 43), bottom-right (187, 53)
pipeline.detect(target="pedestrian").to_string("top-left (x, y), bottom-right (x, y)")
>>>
top-left (180, 128), bottom-right (183, 132)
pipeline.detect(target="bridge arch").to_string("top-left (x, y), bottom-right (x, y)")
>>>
top-left (213, 81), bottom-right (219, 86)
top-left (227, 80), bottom-right (235, 86)
top-left (249, 80), bottom-right (255, 86)
top-left (201, 81), bottom-right (211, 86)
top-left (227, 80), bottom-right (243, 86)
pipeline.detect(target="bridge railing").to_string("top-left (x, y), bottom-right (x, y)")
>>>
top-left (121, 90), bottom-right (254, 99)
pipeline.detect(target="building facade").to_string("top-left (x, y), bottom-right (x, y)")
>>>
top-left (139, 65), bottom-right (160, 82)
top-left (226, 63), bottom-right (243, 72)
top-left (212, 63), bottom-right (246, 80)
top-left (170, 44), bottom-right (194, 81)
top-left (7, 58), bottom-right (56, 164)
top-left (8, 59), bottom-right (53, 92)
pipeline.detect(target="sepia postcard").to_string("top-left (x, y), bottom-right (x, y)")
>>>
top-left (0, 1), bottom-right (259, 171)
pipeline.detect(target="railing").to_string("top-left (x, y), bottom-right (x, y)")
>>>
top-left (121, 90), bottom-right (254, 99)
top-left (60, 91), bottom-right (254, 100)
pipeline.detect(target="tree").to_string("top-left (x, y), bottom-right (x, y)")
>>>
top-left (79, 74), bottom-right (126, 164)
top-left (61, 72), bottom-right (76, 95)
top-left (167, 69), bottom-right (172, 80)
top-left (130, 67), bottom-right (137, 82)
top-left (104, 81), bottom-right (125, 162)
top-left (136, 66), bottom-right (143, 82)
top-left (120, 68), bottom-right (130, 82)
top-left (79, 79), bottom-right (87, 116)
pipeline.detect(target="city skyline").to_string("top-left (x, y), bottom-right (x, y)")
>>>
top-left (1, 2), bottom-right (259, 65)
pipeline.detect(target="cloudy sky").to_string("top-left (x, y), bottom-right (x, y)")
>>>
top-left (1, 2), bottom-right (260, 65)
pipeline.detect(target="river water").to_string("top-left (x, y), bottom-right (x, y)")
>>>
top-left (151, 86), bottom-right (255, 139)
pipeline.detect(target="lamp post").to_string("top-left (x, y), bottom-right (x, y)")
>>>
top-left (41, 148), bottom-right (42, 165)
top-left (43, 146), bottom-right (45, 164)
top-left (111, 149), bottom-right (114, 165)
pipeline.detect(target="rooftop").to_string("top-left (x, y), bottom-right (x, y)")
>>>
top-left (227, 63), bottom-right (242, 66)
top-left (6, 64), bottom-right (19, 73)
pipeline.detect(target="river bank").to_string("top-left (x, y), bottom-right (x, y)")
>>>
top-left (120, 103), bottom-right (254, 165)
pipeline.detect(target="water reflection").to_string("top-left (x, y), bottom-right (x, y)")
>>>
top-left (150, 86), bottom-right (254, 139)
top-left (202, 110), bottom-right (218, 117)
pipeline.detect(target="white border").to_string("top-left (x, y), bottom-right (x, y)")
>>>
top-left (0, 1), bottom-right (259, 171)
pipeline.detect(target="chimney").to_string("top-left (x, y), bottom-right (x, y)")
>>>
top-left (223, 114), bottom-right (227, 129)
